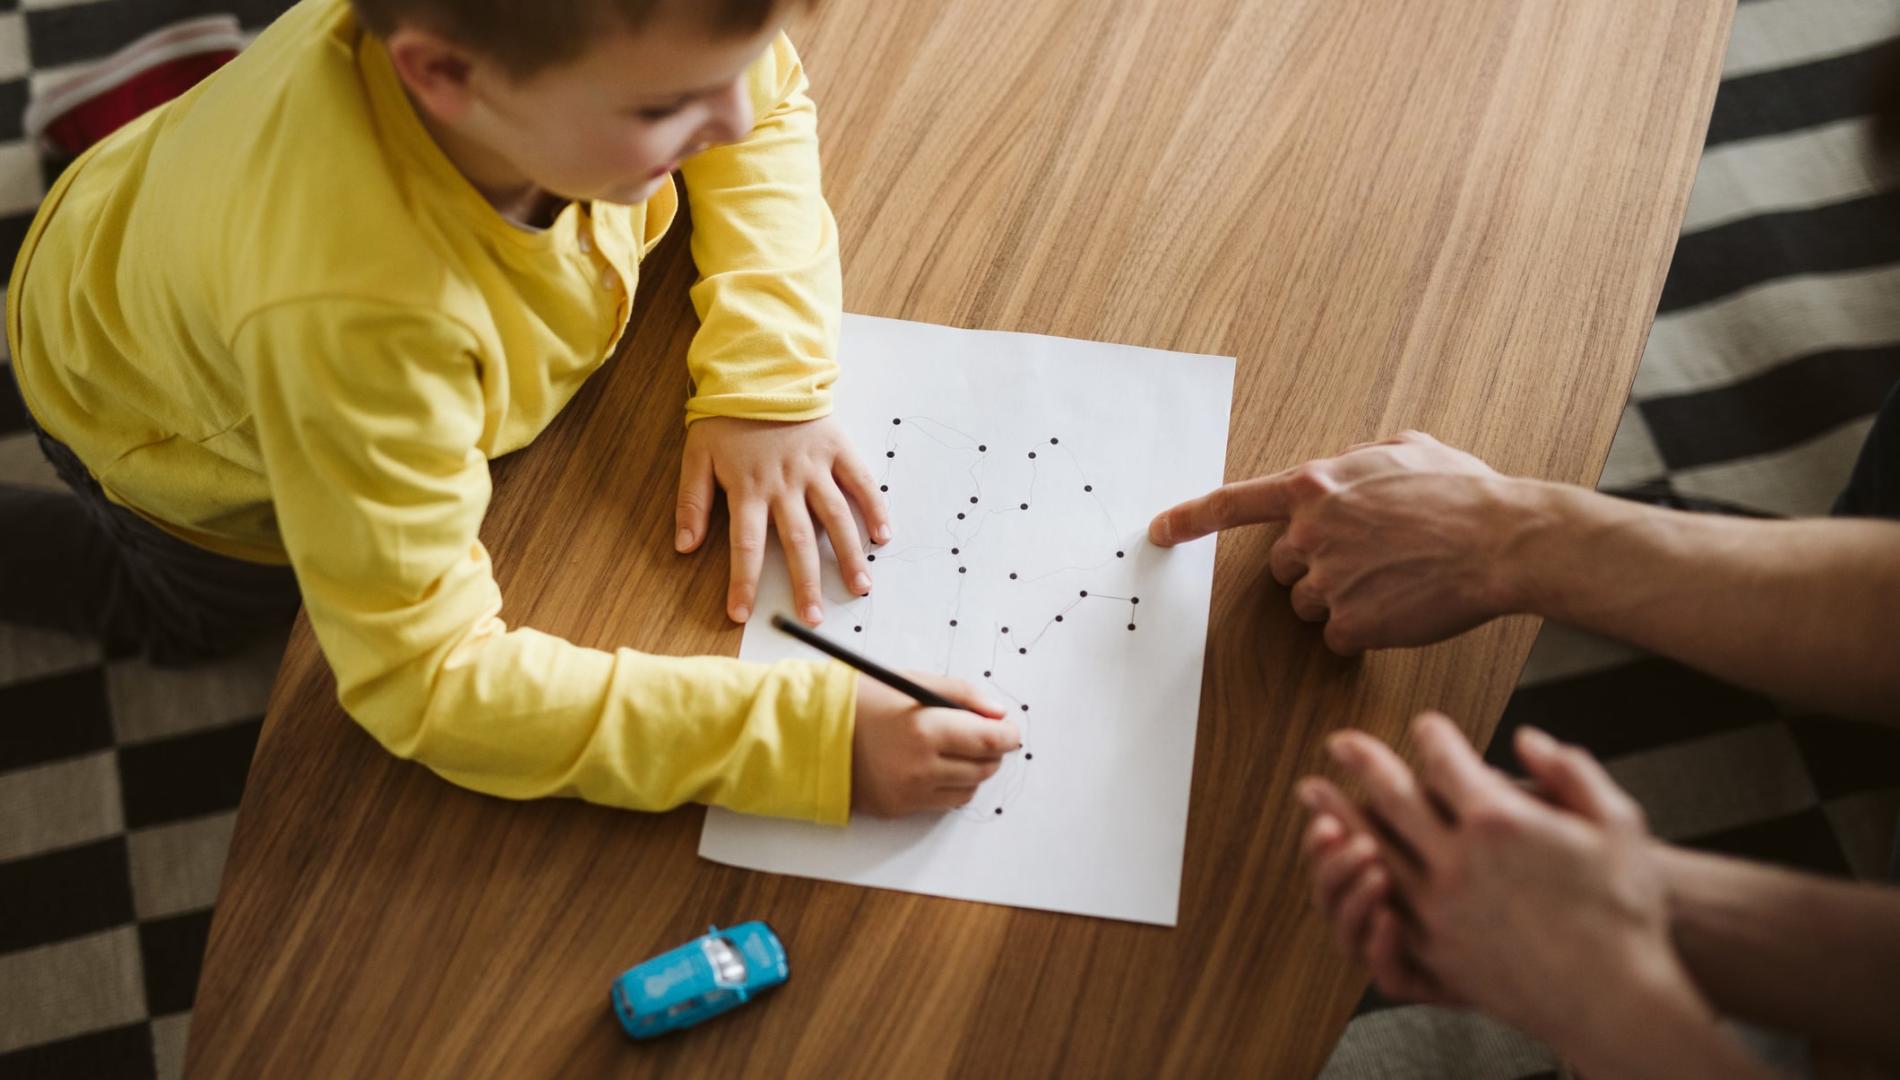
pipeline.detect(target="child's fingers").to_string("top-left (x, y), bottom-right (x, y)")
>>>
top-left (932, 786), bottom-right (980, 810)
top-left (726, 498), bottom-right (769, 623)
top-left (771, 497), bottom-right (825, 626)
top-left (905, 672), bottom-right (1007, 718)
top-left (808, 480), bottom-right (871, 596)
top-left (833, 453), bottom-right (891, 546)
top-left (674, 443), bottom-right (715, 553)
top-left (1366, 908), bottom-right (1444, 1004)
top-left (934, 755), bottom-right (1001, 787)
top-left (927, 709), bottom-right (1021, 759)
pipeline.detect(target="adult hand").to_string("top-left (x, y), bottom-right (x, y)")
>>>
top-left (677, 416), bottom-right (892, 625)
top-left (1299, 714), bottom-right (1715, 1065)
top-left (1148, 431), bottom-right (1541, 653)
top-left (851, 673), bottom-right (1021, 816)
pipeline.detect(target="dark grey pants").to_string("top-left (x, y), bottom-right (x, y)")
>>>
top-left (0, 412), bottom-right (299, 667)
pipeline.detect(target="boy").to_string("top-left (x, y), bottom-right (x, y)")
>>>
top-left (1, 0), bottom-right (1019, 823)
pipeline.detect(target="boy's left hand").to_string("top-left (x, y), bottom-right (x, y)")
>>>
top-left (677, 416), bottom-right (891, 625)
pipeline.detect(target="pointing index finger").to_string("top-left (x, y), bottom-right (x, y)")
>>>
top-left (1148, 471), bottom-right (1298, 546)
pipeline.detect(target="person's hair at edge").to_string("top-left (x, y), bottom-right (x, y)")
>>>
top-left (349, 0), bottom-right (816, 80)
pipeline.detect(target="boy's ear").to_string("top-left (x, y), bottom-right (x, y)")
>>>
top-left (384, 27), bottom-right (481, 123)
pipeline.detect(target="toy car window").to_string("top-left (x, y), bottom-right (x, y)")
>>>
top-left (702, 937), bottom-right (749, 986)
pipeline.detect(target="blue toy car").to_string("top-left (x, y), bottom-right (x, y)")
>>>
top-left (611, 922), bottom-right (789, 1039)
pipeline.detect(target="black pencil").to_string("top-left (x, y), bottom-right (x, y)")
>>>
top-left (769, 613), bottom-right (962, 709)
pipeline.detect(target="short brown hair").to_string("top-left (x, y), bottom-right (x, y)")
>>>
top-left (350, 0), bottom-right (803, 79)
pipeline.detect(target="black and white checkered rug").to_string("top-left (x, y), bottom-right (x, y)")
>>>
top-left (2, 1), bottom-right (1898, 1077)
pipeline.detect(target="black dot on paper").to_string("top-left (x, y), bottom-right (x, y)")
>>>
top-left (1002, 626), bottom-right (1009, 634)
top-left (951, 547), bottom-right (960, 555)
top-left (1055, 615), bottom-right (1064, 622)
top-left (1050, 438), bottom-right (1059, 445)
top-left (1128, 623), bottom-right (1137, 631)
top-left (1079, 590), bottom-right (1089, 597)
top-left (892, 418), bottom-right (901, 425)
top-left (1132, 597), bottom-right (1140, 605)
top-left (1084, 485), bottom-right (1093, 492)
top-left (970, 496), bottom-right (978, 504)
top-left (1116, 550), bottom-right (1126, 558)
top-left (853, 625), bottom-right (862, 633)
top-left (886, 451), bottom-right (895, 458)
top-left (1028, 452), bottom-right (1037, 460)
top-left (978, 444), bottom-right (988, 452)
top-left (1009, 572), bottom-right (1018, 580)
top-left (957, 513), bottom-right (966, 520)
top-left (1019, 503), bottom-right (1029, 510)
top-left (959, 567), bottom-right (967, 574)
top-left (1020, 704), bottom-right (1029, 712)
top-left (879, 484), bottom-right (888, 492)
top-left (1018, 647), bottom-right (1027, 655)
top-left (950, 619), bottom-right (958, 627)
top-left (1025, 753), bottom-right (1034, 760)
top-left (866, 554), bottom-right (876, 562)
top-left (983, 670), bottom-right (991, 677)
top-left (994, 807), bottom-right (1003, 815)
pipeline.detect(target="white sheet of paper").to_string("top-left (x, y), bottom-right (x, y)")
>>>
top-left (697, 314), bottom-right (1235, 926)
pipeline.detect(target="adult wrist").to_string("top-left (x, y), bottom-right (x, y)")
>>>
top-left (1482, 476), bottom-right (1576, 619)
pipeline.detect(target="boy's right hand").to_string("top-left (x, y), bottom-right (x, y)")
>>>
top-left (851, 673), bottom-right (1021, 817)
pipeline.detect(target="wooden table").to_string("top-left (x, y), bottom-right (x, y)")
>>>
top-left (186, 2), bottom-right (1732, 1075)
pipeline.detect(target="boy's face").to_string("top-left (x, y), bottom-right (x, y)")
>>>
top-left (393, 13), bottom-right (779, 206)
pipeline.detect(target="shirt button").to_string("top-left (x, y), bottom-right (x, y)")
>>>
top-left (578, 234), bottom-right (593, 254)
top-left (602, 269), bottom-right (620, 291)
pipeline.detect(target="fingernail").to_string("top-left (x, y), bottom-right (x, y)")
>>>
top-left (1297, 780), bottom-right (1320, 809)
top-left (1150, 516), bottom-right (1172, 545)
top-left (874, 526), bottom-right (891, 544)
top-left (1326, 734), bottom-right (1354, 765)
top-left (803, 605), bottom-right (823, 625)
top-left (1365, 867), bottom-right (1386, 890)
top-left (733, 605), bottom-right (751, 623)
top-left (1518, 727), bottom-right (1556, 755)
top-left (853, 572), bottom-right (873, 593)
top-left (675, 528), bottom-right (693, 552)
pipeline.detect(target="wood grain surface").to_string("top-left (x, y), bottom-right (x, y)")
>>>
top-left (186, 1), bottom-right (1733, 1075)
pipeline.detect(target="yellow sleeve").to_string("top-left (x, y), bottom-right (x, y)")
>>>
top-left (677, 33), bottom-right (842, 426)
top-left (234, 298), bottom-right (856, 823)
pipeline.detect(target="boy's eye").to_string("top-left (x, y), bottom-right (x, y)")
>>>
top-left (634, 105), bottom-right (682, 122)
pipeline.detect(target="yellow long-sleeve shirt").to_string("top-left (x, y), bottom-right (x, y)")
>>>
top-left (6, 0), bottom-right (856, 823)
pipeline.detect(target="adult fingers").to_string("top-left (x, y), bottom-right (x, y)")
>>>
top-left (1328, 731), bottom-right (1449, 868)
top-left (1301, 777), bottom-right (1426, 889)
top-left (1412, 712), bottom-right (1519, 820)
top-left (1366, 907), bottom-right (1446, 1004)
top-left (1515, 726), bottom-right (1646, 831)
top-left (674, 441), bottom-right (715, 553)
top-left (809, 479), bottom-right (872, 597)
top-left (833, 451), bottom-right (892, 546)
top-left (1311, 833), bottom-right (1379, 913)
top-left (772, 497), bottom-right (825, 626)
top-left (1290, 574), bottom-right (1330, 622)
top-left (1332, 863), bottom-right (1389, 961)
top-left (1268, 532), bottom-right (1310, 588)
top-left (726, 497), bottom-right (769, 623)
top-left (1148, 472), bottom-right (1298, 546)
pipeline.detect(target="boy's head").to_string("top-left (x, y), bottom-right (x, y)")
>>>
top-left (355, 0), bottom-right (806, 206)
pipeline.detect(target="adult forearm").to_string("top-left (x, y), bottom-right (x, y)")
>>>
top-left (1500, 480), bottom-right (1900, 720)
top-left (1654, 845), bottom-right (1900, 1068)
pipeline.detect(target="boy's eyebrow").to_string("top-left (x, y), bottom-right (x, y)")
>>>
top-left (634, 75), bottom-right (740, 108)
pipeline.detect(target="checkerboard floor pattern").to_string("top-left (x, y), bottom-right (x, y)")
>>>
top-left (1, 0), bottom-right (1898, 1077)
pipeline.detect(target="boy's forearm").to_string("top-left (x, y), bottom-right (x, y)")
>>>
top-left (1654, 844), bottom-right (1900, 1068)
top-left (1501, 480), bottom-right (1900, 719)
top-left (1558, 956), bottom-right (1779, 1080)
